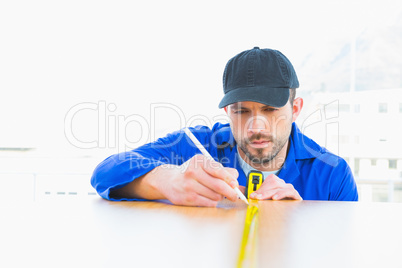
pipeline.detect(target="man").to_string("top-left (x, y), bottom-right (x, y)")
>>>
top-left (91, 47), bottom-right (358, 206)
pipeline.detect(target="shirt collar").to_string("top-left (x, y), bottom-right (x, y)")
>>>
top-left (236, 146), bottom-right (280, 176)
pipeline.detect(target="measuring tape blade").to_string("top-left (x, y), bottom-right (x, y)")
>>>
top-left (237, 201), bottom-right (259, 268)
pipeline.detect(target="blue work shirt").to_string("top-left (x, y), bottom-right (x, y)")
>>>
top-left (91, 122), bottom-right (358, 201)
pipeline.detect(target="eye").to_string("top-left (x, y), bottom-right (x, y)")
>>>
top-left (264, 108), bottom-right (278, 112)
top-left (234, 110), bottom-right (248, 114)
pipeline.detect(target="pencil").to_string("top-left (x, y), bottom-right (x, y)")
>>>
top-left (184, 128), bottom-right (249, 205)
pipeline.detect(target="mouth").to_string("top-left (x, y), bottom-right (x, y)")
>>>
top-left (249, 140), bottom-right (271, 148)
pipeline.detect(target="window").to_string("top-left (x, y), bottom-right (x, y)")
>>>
top-left (354, 104), bottom-right (360, 113)
top-left (389, 159), bottom-right (397, 169)
top-left (379, 103), bottom-right (388, 113)
top-left (354, 158), bottom-right (360, 176)
top-left (339, 104), bottom-right (350, 113)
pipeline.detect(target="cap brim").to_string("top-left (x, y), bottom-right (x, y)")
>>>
top-left (218, 87), bottom-right (289, 108)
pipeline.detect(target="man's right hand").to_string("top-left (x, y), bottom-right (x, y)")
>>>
top-left (155, 155), bottom-right (239, 207)
top-left (111, 154), bottom-right (239, 207)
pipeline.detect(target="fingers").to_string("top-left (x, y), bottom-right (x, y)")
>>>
top-left (250, 174), bottom-right (284, 198)
top-left (192, 155), bottom-right (239, 188)
top-left (192, 169), bottom-right (238, 202)
top-left (176, 155), bottom-right (239, 204)
top-left (249, 174), bottom-right (302, 201)
top-left (188, 155), bottom-right (239, 200)
top-left (249, 186), bottom-right (301, 200)
top-left (263, 173), bottom-right (286, 187)
top-left (168, 176), bottom-right (222, 207)
top-left (184, 179), bottom-right (224, 202)
top-left (238, 185), bottom-right (246, 195)
top-left (271, 188), bottom-right (302, 200)
top-left (225, 168), bottom-right (240, 183)
top-left (176, 191), bottom-right (219, 207)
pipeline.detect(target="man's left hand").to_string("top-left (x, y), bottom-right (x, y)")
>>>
top-left (248, 174), bottom-right (302, 200)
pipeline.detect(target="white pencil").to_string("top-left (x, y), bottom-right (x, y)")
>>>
top-left (184, 128), bottom-right (249, 205)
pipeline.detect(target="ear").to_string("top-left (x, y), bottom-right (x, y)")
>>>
top-left (292, 97), bottom-right (303, 122)
top-left (224, 107), bottom-right (228, 113)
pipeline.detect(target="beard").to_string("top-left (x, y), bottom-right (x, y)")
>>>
top-left (237, 131), bottom-right (289, 165)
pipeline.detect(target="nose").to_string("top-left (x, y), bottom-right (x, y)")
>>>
top-left (246, 115), bottom-right (269, 135)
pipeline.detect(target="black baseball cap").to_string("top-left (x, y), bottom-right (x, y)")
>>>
top-left (218, 47), bottom-right (299, 109)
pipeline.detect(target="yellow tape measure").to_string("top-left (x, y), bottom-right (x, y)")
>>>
top-left (245, 170), bottom-right (264, 199)
top-left (237, 201), bottom-right (259, 268)
top-left (237, 170), bottom-right (264, 267)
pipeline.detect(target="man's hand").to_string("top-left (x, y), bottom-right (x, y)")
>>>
top-left (153, 155), bottom-right (240, 207)
top-left (249, 174), bottom-right (302, 200)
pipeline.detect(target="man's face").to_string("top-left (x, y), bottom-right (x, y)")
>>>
top-left (227, 101), bottom-right (294, 166)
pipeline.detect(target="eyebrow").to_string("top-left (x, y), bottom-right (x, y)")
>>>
top-left (230, 104), bottom-right (275, 110)
top-left (230, 104), bottom-right (244, 109)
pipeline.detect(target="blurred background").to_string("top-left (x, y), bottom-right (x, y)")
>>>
top-left (1, 0), bottom-right (401, 202)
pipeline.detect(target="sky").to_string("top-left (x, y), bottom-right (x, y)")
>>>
top-left (1, 0), bottom-right (401, 156)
